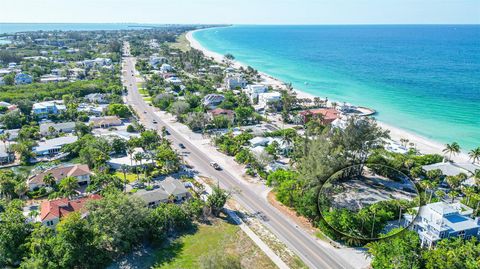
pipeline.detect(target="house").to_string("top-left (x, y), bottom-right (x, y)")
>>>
top-left (27, 164), bottom-right (92, 191)
top-left (107, 147), bottom-right (155, 170)
top-left (165, 76), bottom-right (182, 86)
top-left (207, 108), bottom-right (234, 121)
top-left (258, 92), bottom-right (282, 108)
top-left (298, 108), bottom-right (341, 125)
top-left (160, 63), bottom-right (173, 72)
top-left (245, 84), bottom-right (268, 103)
top-left (84, 93), bottom-right (109, 104)
top-left (134, 188), bottom-right (170, 208)
top-left (0, 101), bottom-right (17, 112)
top-left (160, 177), bottom-right (189, 201)
top-left (89, 116), bottom-right (122, 128)
top-left (40, 122), bottom-right (76, 136)
top-left (403, 202), bottom-right (480, 248)
top-left (224, 74), bottom-right (247, 90)
top-left (39, 74), bottom-right (68, 83)
top-left (149, 56), bottom-right (167, 68)
top-left (0, 147), bottom-right (14, 165)
top-left (422, 162), bottom-right (479, 177)
top-left (14, 73), bottom-right (33, 85)
top-left (33, 135), bottom-right (78, 157)
top-left (77, 103), bottom-right (108, 116)
top-left (203, 94), bottom-right (225, 109)
top-left (32, 100), bottom-right (67, 118)
top-left (0, 129), bottom-right (19, 141)
top-left (39, 194), bottom-right (101, 228)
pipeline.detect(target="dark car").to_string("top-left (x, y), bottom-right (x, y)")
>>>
top-left (152, 120), bottom-right (158, 124)
top-left (210, 162), bottom-right (221, 170)
top-left (165, 129), bottom-right (171, 135)
top-left (179, 143), bottom-right (186, 149)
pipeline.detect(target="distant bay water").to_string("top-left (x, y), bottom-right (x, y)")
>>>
top-left (193, 25), bottom-right (480, 150)
top-left (0, 23), bottom-right (160, 34)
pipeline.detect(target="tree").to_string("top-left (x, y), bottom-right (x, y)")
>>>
top-left (206, 185), bottom-right (230, 216)
top-left (366, 229), bottom-right (421, 269)
top-left (58, 176), bottom-right (79, 198)
top-left (86, 193), bottom-right (149, 254)
top-left (0, 200), bottom-right (31, 267)
top-left (443, 142), bottom-right (461, 161)
top-left (3, 73), bottom-right (15, 86)
top-left (468, 147), bottom-right (480, 164)
top-left (423, 237), bottom-right (480, 269)
top-left (74, 122), bottom-right (92, 137)
top-left (53, 213), bottom-right (110, 268)
top-left (170, 101), bottom-right (190, 121)
top-left (0, 110), bottom-right (25, 129)
top-left (106, 103), bottom-right (132, 118)
top-left (42, 173), bottom-right (57, 188)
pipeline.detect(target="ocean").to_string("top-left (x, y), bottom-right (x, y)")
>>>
top-left (193, 25), bottom-right (480, 150)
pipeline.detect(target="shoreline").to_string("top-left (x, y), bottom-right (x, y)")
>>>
top-left (186, 29), bottom-right (471, 163)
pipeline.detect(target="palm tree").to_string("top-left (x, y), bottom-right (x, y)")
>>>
top-left (435, 190), bottom-right (446, 201)
top-left (442, 142), bottom-right (461, 162)
top-left (448, 190), bottom-right (459, 203)
top-left (58, 176), bottom-right (79, 198)
top-left (43, 173), bottom-right (56, 187)
top-left (120, 164), bottom-right (128, 193)
top-left (133, 152), bottom-right (143, 181)
top-left (468, 147), bottom-right (480, 164)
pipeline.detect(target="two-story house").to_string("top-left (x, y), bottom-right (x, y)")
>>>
top-left (403, 202), bottom-right (480, 248)
top-left (39, 194), bottom-right (101, 228)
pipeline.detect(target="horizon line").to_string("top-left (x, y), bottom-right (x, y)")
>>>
top-left (1, 22), bottom-right (479, 26)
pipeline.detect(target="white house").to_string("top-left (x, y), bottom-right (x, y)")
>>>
top-left (160, 63), bottom-right (173, 73)
top-left (166, 76), bottom-right (182, 86)
top-left (258, 92), bottom-right (282, 108)
top-left (34, 135), bottom-right (78, 157)
top-left (39, 122), bottom-right (76, 136)
top-left (107, 147), bottom-right (155, 170)
top-left (161, 177), bottom-right (189, 201)
top-left (32, 100), bottom-right (67, 118)
top-left (224, 74), bottom-right (247, 90)
top-left (403, 202), bottom-right (480, 248)
top-left (245, 84), bottom-right (268, 103)
top-left (134, 188), bottom-right (170, 208)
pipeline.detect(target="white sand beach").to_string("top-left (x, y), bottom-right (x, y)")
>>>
top-left (186, 30), bottom-right (471, 163)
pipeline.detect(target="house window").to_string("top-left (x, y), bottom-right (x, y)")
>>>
top-left (458, 230), bottom-right (465, 238)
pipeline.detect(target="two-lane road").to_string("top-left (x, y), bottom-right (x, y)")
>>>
top-left (122, 51), bottom-right (352, 269)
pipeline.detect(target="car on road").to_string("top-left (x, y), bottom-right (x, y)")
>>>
top-left (164, 129), bottom-right (170, 135)
top-left (143, 111), bottom-right (147, 114)
top-left (210, 162), bottom-right (221, 170)
top-left (152, 120), bottom-right (157, 124)
top-left (179, 143), bottom-right (186, 149)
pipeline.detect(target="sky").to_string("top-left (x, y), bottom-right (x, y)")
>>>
top-left (1, 0), bottom-right (479, 24)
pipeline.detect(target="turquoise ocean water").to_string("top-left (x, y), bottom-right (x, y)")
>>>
top-left (194, 25), bottom-right (480, 150)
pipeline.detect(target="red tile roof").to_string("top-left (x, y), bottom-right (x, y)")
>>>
top-left (28, 164), bottom-right (91, 187)
top-left (40, 194), bottom-right (101, 222)
top-left (208, 108), bottom-right (234, 117)
top-left (299, 108), bottom-right (341, 124)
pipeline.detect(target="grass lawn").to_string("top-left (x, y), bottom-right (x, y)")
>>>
top-left (114, 171), bottom-right (138, 183)
top-left (143, 96), bottom-right (152, 102)
top-left (170, 33), bottom-right (191, 52)
top-left (138, 88), bottom-right (148, 95)
top-left (152, 217), bottom-right (277, 269)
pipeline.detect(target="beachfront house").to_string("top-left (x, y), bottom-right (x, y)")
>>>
top-left (224, 74), bottom-right (247, 90)
top-left (15, 73), bottom-right (33, 85)
top-left (245, 84), bottom-right (268, 103)
top-left (27, 164), bottom-right (92, 191)
top-left (38, 195), bottom-right (101, 228)
top-left (258, 92), bottom-right (282, 108)
top-left (403, 202), bottom-right (480, 248)
top-left (297, 108), bottom-right (341, 125)
top-left (39, 122), bottom-right (76, 136)
top-left (33, 135), bottom-right (78, 157)
top-left (422, 162), bottom-right (480, 187)
top-left (32, 100), bottom-right (67, 118)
